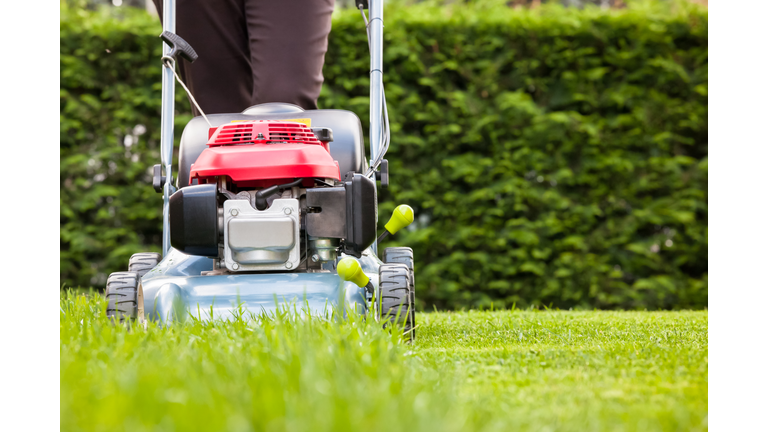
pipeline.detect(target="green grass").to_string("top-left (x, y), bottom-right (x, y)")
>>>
top-left (60, 292), bottom-right (707, 432)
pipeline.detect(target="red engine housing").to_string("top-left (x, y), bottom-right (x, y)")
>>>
top-left (189, 120), bottom-right (341, 188)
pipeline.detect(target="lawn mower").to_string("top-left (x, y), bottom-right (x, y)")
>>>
top-left (104, 0), bottom-right (417, 335)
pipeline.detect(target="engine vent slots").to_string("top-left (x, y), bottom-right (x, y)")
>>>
top-left (267, 123), bottom-right (318, 144)
top-left (213, 124), bottom-right (254, 145)
top-left (210, 121), bottom-right (321, 146)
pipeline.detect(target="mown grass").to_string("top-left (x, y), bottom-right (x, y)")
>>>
top-left (60, 292), bottom-right (707, 432)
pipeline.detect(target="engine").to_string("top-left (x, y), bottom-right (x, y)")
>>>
top-left (168, 120), bottom-right (378, 273)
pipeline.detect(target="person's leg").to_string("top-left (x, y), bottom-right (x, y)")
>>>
top-left (152, 0), bottom-right (252, 115)
top-left (244, 0), bottom-right (335, 110)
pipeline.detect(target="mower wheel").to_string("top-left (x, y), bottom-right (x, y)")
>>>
top-left (382, 247), bottom-right (414, 285)
top-left (378, 263), bottom-right (415, 340)
top-left (382, 247), bottom-right (416, 335)
top-left (128, 252), bottom-right (161, 278)
top-left (105, 271), bottom-right (140, 321)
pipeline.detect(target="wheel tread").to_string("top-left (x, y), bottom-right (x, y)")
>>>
top-left (378, 264), bottom-right (414, 340)
top-left (382, 248), bottom-right (416, 339)
top-left (128, 252), bottom-right (161, 278)
top-left (105, 271), bottom-right (139, 321)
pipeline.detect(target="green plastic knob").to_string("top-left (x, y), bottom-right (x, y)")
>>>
top-left (337, 257), bottom-right (370, 288)
top-left (384, 205), bottom-right (414, 235)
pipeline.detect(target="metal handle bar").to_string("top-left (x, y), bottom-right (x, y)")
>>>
top-left (160, 0), bottom-right (176, 255)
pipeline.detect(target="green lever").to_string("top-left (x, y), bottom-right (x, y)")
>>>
top-left (377, 204), bottom-right (414, 244)
top-left (337, 257), bottom-right (373, 293)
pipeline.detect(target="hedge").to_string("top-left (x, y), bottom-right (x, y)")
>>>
top-left (60, 3), bottom-right (708, 310)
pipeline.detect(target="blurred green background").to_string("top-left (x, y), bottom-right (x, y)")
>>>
top-left (60, 0), bottom-right (707, 310)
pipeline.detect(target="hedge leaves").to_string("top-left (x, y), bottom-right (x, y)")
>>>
top-left (60, 4), bottom-right (707, 309)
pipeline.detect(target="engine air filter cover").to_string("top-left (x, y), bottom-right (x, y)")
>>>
top-left (223, 198), bottom-right (301, 272)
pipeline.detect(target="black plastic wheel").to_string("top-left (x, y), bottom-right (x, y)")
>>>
top-left (382, 247), bottom-right (415, 334)
top-left (105, 271), bottom-right (140, 321)
top-left (382, 247), bottom-right (414, 285)
top-left (128, 252), bottom-right (161, 278)
top-left (378, 263), bottom-right (414, 340)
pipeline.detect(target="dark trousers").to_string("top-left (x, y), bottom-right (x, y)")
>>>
top-left (152, 0), bottom-right (335, 115)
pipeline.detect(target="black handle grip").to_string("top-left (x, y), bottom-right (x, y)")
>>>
top-left (159, 31), bottom-right (198, 63)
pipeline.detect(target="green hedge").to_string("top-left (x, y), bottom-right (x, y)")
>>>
top-left (60, 3), bottom-right (708, 309)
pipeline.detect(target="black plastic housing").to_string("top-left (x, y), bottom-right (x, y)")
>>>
top-left (169, 184), bottom-right (219, 257)
top-left (343, 173), bottom-right (377, 257)
top-left (311, 127), bottom-right (333, 143)
top-left (306, 187), bottom-right (346, 238)
top-left (306, 174), bottom-right (378, 257)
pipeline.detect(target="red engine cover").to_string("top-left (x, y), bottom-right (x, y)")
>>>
top-left (190, 120), bottom-right (340, 187)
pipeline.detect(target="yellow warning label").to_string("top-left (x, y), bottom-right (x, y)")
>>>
top-left (231, 118), bottom-right (312, 127)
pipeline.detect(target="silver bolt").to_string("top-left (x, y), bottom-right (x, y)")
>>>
top-left (230, 209), bottom-right (239, 216)
top-left (232, 263), bottom-right (239, 270)
top-left (285, 262), bottom-right (293, 269)
top-left (311, 254), bottom-right (320, 263)
top-left (283, 207), bottom-right (292, 215)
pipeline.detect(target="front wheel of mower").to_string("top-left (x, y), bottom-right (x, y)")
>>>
top-left (128, 252), bottom-right (161, 278)
top-left (105, 271), bottom-right (141, 322)
top-left (382, 247), bottom-right (416, 337)
top-left (378, 263), bottom-right (415, 340)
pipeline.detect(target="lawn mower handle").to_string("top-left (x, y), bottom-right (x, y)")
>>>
top-left (157, 0), bottom-right (387, 256)
top-left (368, 0), bottom-right (384, 170)
top-left (160, 0), bottom-right (176, 255)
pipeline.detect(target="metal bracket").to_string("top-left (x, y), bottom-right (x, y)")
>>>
top-left (374, 159), bottom-right (388, 188)
top-left (153, 164), bottom-right (174, 193)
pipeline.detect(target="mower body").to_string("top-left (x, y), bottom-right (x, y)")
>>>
top-left (142, 103), bottom-right (385, 321)
top-left (113, 0), bottom-right (401, 324)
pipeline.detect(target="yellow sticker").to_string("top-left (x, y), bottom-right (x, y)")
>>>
top-left (230, 118), bottom-right (312, 127)
top-left (279, 118), bottom-right (312, 127)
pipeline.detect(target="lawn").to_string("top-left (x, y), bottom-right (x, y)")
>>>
top-left (60, 293), bottom-right (707, 432)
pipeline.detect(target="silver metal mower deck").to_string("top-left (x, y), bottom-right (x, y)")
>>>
top-left (141, 247), bottom-right (382, 322)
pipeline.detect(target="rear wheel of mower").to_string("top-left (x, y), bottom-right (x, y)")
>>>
top-left (105, 271), bottom-right (141, 321)
top-left (378, 264), bottom-right (415, 340)
top-left (128, 252), bottom-right (161, 278)
top-left (382, 247), bottom-right (416, 337)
